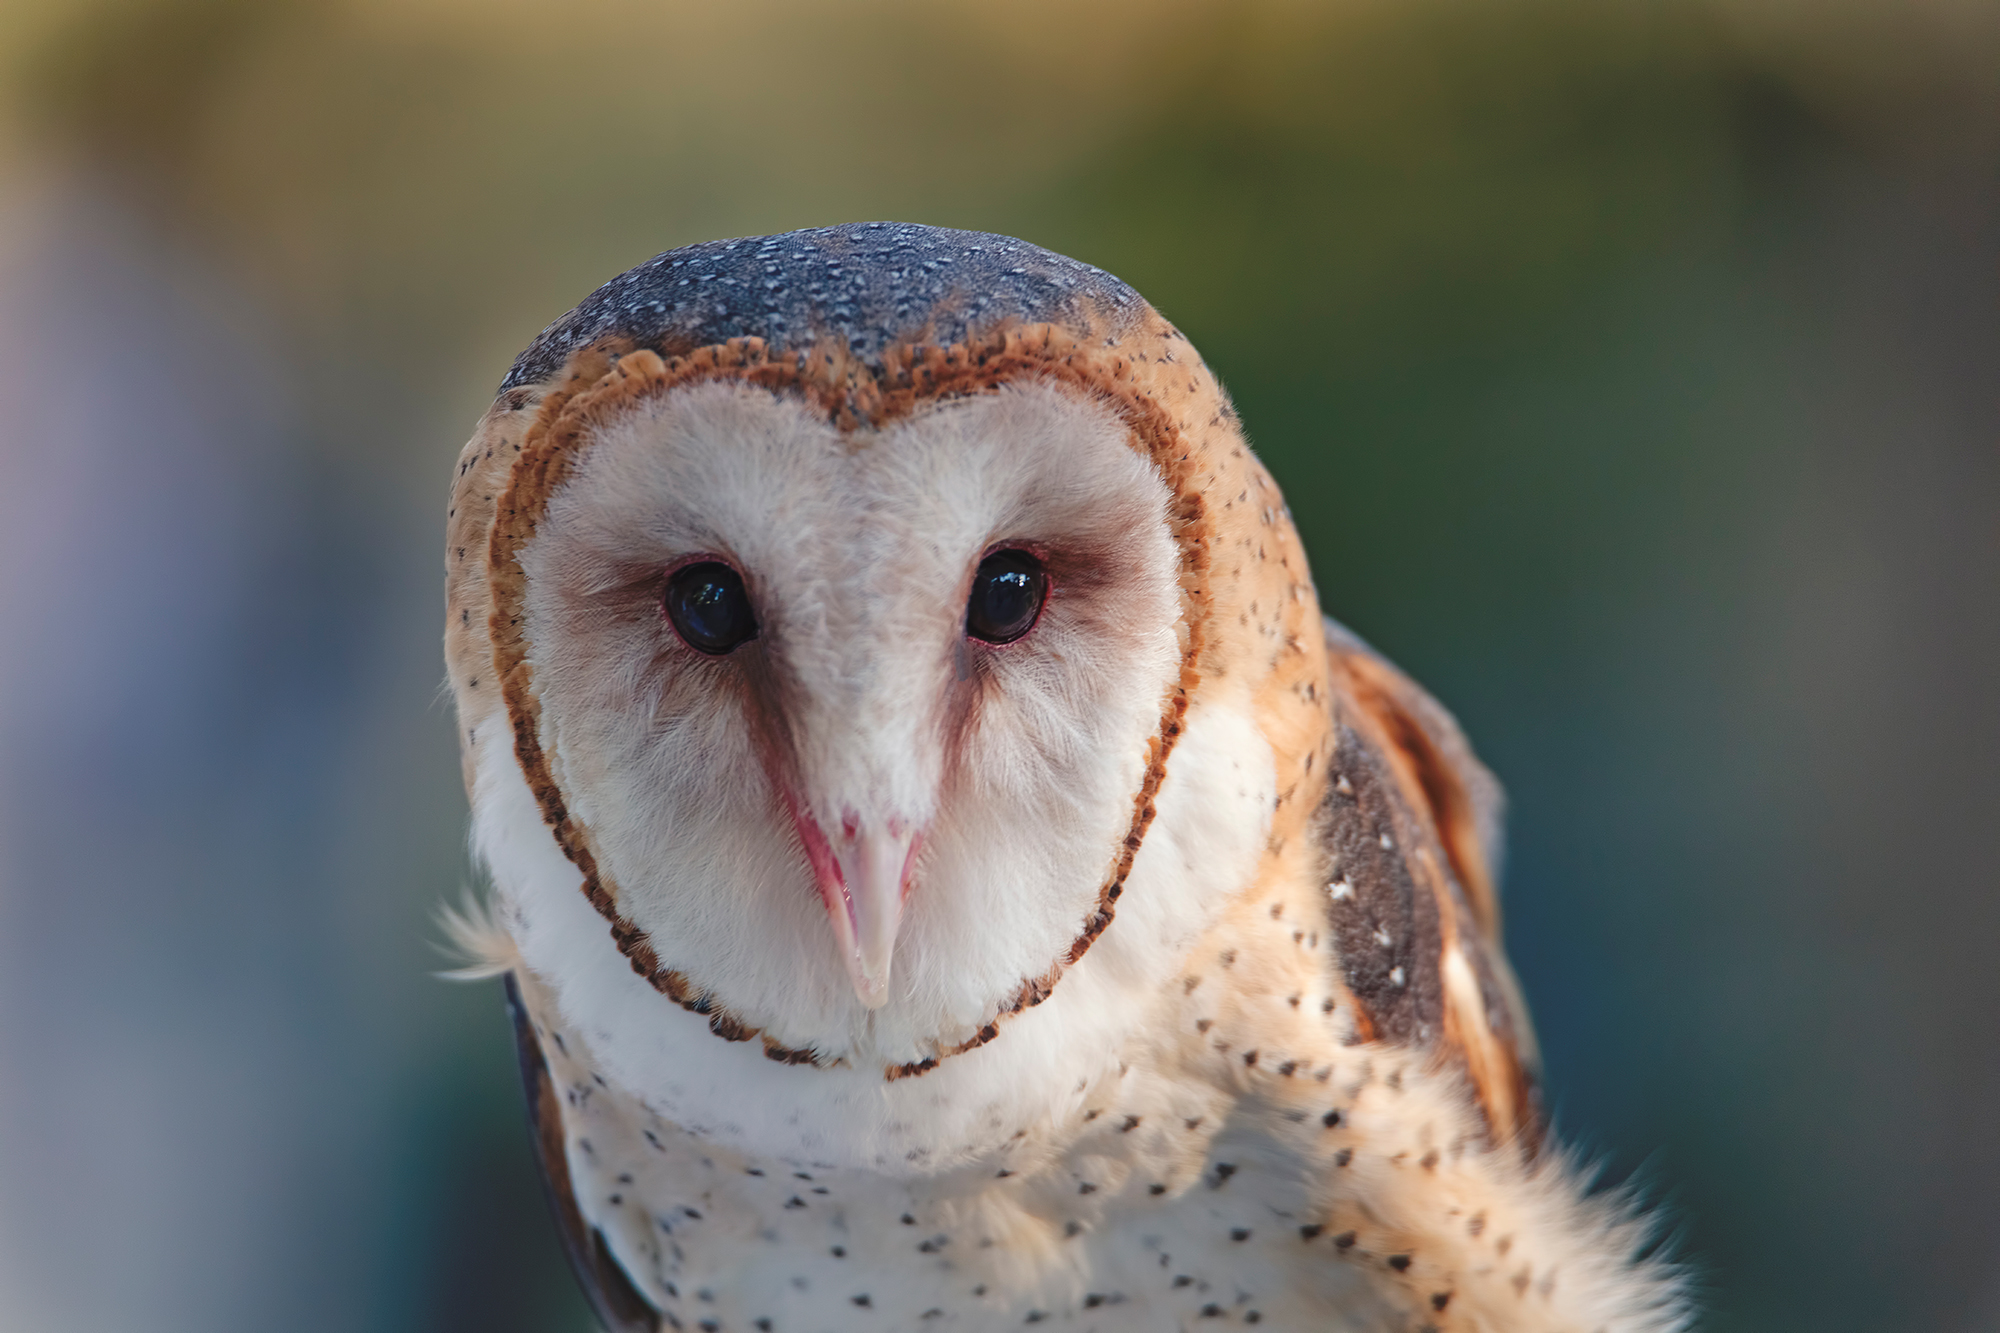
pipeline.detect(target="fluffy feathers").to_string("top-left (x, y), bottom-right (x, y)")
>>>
top-left (433, 888), bottom-right (519, 982)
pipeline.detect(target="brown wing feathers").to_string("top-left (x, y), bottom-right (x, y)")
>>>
top-left (1326, 625), bottom-right (1505, 937)
top-left (1317, 620), bottom-right (1542, 1146)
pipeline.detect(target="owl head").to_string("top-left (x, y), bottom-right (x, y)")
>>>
top-left (447, 224), bottom-right (1330, 1075)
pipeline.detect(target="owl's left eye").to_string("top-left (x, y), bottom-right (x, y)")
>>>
top-left (664, 561), bottom-right (759, 655)
top-left (966, 549), bottom-right (1048, 645)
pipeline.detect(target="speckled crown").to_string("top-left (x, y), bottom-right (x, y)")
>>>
top-left (502, 222), bottom-right (1144, 392)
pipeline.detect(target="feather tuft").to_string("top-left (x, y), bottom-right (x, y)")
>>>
top-left (434, 889), bottom-right (520, 981)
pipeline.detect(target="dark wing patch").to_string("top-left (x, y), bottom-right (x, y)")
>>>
top-left (505, 974), bottom-right (663, 1333)
top-left (1319, 724), bottom-right (1447, 1048)
top-left (1321, 617), bottom-right (1505, 938)
top-left (1316, 622), bottom-right (1542, 1146)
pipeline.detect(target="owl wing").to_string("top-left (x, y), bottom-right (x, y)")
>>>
top-left (1191, 623), bottom-right (1680, 1329)
top-left (1316, 616), bottom-right (1541, 1145)
top-left (504, 974), bottom-right (664, 1333)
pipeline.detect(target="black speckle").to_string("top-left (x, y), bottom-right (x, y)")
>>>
top-left (1120, 1115), bottom-right (1142, 1132)
top-left (754, 1322), bottom-right (772, 1332)
top-left (1172, 1276), bottom-right (1194, 1289)
top-left (1149, 1183), bottom-right (1168, 1196)
top-left (1432, 1292), bottom-right (1452, 1311)
top-left (1230, 1228), bottom-right (1252, 1242)
top-left (901, 1214), bottom-right (917, 1226)
top-left (1322, 1109), bottom-right (1342, 1128)
top-left (1335, 1148), bottom-right (1353, 1167)
top-left (1246, 1313), bottom-right (1262, 1325)
top-left (1079, 1182), bottom-right (1097, 1195)
top-left (1388, 1254), bottom-right (1412, 1272)
top-left (1300, 1224), bottom-right (1324, 1240)
top-left (851, 1294), bottom-right (871, 1308)
top-left (830, 1247), bottom-right (845, 1259)
top-left (1025, 1312), bottom-right (1047, 1324)
top-left (1334, 1232), bottom-right (1358, 1251)
top-left (1200, 1304), bottom-right (1224, 1317)
top-left (784, 1197), bottom-right (805, 1209)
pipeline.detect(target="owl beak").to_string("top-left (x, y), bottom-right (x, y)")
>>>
top-left (787, 798), bottom-right (920, 1009)
top-left (828, 821), bottom-right (920, 1010)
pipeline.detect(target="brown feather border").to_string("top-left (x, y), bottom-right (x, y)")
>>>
top-left (486, 326), bottom-right (1212, 1079)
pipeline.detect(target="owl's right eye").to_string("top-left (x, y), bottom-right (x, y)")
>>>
top-left (663, 561), bottom-right (758, 655)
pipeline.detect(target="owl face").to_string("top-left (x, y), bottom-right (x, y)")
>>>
top-left (513, 375), bottom-right (1184, 1063)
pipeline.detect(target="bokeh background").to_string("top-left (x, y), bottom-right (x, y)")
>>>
top-left (1, 1), bottom-right (1994, 1329)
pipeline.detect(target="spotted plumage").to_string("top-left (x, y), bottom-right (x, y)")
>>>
top-left (444, 223), bottom-right (1683, 1331)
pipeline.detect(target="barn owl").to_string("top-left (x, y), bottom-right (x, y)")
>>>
top-left (443, 223), bottom-right (1682, 1332)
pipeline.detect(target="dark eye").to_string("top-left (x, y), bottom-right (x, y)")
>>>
top-left (664, 561), bottom-right (758, 655)
top-left (965, 549), bottom-right (1048, 645)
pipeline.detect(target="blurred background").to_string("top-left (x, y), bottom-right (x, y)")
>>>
top-left (0, 1), bottom-right (1994, 1329)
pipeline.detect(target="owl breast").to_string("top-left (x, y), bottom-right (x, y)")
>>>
top-left (522, 964), bottom-right (1393, 1333)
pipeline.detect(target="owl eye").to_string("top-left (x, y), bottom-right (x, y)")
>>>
top-left (664, 561), bottom-right (758, 655)
top-left (965, 549), bottom-right (1048, 645)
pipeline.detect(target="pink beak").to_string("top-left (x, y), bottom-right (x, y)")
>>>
top-left (790, 806), bottom-right (921, 1009)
